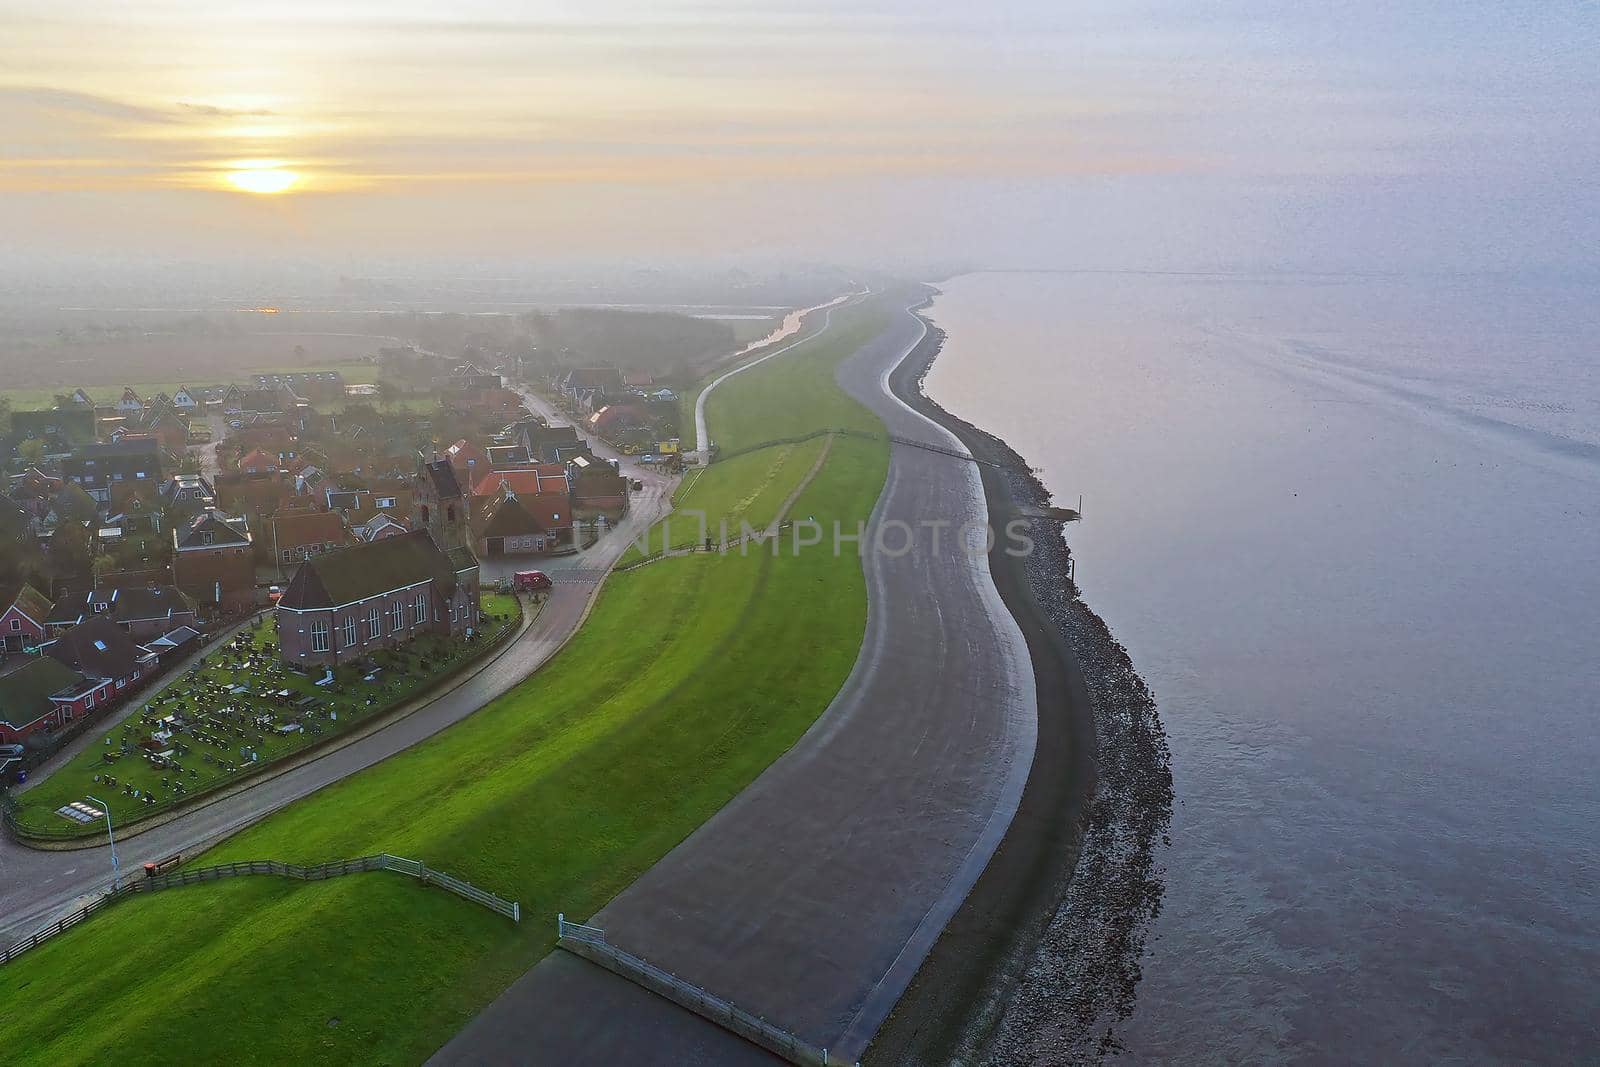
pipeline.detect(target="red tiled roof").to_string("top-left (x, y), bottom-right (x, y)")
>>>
top-left (270, 509), bottom-right (350, 549)
top-left (470, 465), bottom-right (567, 498)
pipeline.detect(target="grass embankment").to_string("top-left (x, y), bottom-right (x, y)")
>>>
top-left (0, 299), bottom-right (893, 1066)
top-left (12, 603), bottom-right (522, 838)
top-left (618, 435), bottom-right (830, 565)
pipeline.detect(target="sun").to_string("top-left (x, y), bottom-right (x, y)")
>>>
top-left (227, 167), bottom-right (299, 195)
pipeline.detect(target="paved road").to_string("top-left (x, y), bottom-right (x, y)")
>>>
top-left (0, 414), bottom-right (676, 950)
top-left (433, 297), bottom-right (1037, 1064)
top-left (692, 291), bottom-right (861, 461)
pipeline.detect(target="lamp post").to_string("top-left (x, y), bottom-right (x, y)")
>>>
top-left (85, 794), bottom-right (121, 892)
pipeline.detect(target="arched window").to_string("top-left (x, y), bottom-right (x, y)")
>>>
top-left (420, 504), bottom-right (430, 524)
top-left (447, 505), bottom-right (456, 523)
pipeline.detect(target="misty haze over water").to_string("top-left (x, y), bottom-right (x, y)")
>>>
top-left (925, 270), bottom-right (1600, 1062)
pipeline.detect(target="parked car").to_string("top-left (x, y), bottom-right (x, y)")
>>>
top-left (513, 570), bottom-right (552, 592)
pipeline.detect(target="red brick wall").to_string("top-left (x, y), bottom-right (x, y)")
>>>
top-left (175, 546), bottom-right (255, 615)
top-left (277, 580), bottom-right (472, 666)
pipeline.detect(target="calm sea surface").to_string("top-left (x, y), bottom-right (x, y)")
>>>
top-left (923, 271), bottom-right (1600, 1062)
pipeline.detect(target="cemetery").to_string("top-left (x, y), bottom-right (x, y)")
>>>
top-left (9, 593), bottom-right (522, 837)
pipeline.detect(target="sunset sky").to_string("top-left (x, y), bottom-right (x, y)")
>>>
top-left (2, 1), bottom-right (1595, 269)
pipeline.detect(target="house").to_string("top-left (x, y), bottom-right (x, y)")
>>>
top-left (472, 493), bottom-right (553, 556)
top-left (586, 403), bottom-right (648, 438)
top-left (470, 465), bottom-right (572, 539)
top-left (253, 371), bottom-right (345, 403)
top-left (107, 586), bottom-right (197, 641)
top-left (239, 385), bottom-right (299, 417)
top-left (173, 510), bottom-right (255, 615)
top-left (415, 459), bottom-right (470, 553)
top-left (46, 584), bottom-right (199, 641)
top-left (356, 513), bottom-right (409, 542)
top-left (43, 616), bottom-right (157, 718)
top-left (0, 584), bottom-right (53, 653)
top-left (62, 439), bottom-right (165, 504)
top-left (160, 473), bottom-right (217, 517)
top-left (0, 657), bottom-right (88, 744)
top-left (115, 387), bottom-right (144, 413)
top-left (556, 368), bottom-right (625, 407)
top-left (7, 468), bottom-right (62, 516)
top-left (126, 405), bottom-right (190, 454)
top-left (622, 371), bottom-right (655, 390)
top-left (171, 387), bottom-right (200, 411)
top-left (486, 444), bottom-right (531, 469)
top-left (10, 406), bottom-right (96, 450)
top-left (268, 508), bottom-right (352, 566)
top-left (444, 439), bottom-right (491, 492)
top-left (275, 530), bottom-right (480, 665)
top-left (237, 449), bottom-right (279, 476)
top-left (569, 456), bottom-right (629, 516)
top-left (517, 421), bottom-right (590, 464)
top-left (216, 471), bottom-right (297, 528)
top-left (323, 485), bottom-right (413, 527)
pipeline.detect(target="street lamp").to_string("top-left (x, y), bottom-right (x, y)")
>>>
top-left (84, 794), bottom-right (121, 892)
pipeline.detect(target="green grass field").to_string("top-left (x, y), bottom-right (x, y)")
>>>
top-left (0, 298), bottom-right (894, 1066)
top-left (0, 361), bottom-right (380, 412)
top-left (618, 434), bottom-right (830, 565)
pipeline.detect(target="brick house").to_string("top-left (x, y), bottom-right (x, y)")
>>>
top-left (0, 584), bottom-right (53, 653)
top-left (268, 508), bottom-right (352, 567)
top-left (444, 439), bottom-right (491, 492)
top-left (61, 438), bottom-right (165, 505)
top-left (0, 657), bottom-right (86, 744)
top-left (569, 456), bottom-right (629, 517)
top-left (47, 584), bottom-right (199, 641)
top-left (36, 616), bottom-right (158, 727)
top-left (174, 510), bottom-right (255, 615)
top-left (275, 531), bottom-right (481, 666)
top-left (237, 449), bottom-right (280, 476)
top-left (472, 493), bottom-right (553, 557)
top-left (471, 465), bottom-right (573, 541)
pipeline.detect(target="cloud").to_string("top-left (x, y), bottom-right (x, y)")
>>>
top-left (0, 86), bottom-right (176, 125)
top-left (176, 102), bottom-right (278, 118)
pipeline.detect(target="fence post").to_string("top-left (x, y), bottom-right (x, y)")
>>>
top-left (558, 912), bottom-right (565, 939)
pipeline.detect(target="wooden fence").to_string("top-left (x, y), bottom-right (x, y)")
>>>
top-left (556, 915), bottom-right (852, 1067)
top-left (0, 853), bottom-right (518, 968)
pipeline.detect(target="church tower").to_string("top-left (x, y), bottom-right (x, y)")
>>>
top-left (416, 458), bottom-right (469, 552)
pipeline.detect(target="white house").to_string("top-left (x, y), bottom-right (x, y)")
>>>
top-left (116, 387), bottom-right (144, 413)
top-left (172, 387), bottom-right (199, 411)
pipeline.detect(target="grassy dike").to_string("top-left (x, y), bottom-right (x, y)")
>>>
top-left (0, 299), bottom-right (894, 1066)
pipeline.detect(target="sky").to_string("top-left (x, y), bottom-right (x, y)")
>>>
top-left (1, 1), bottom-right (1596, 272)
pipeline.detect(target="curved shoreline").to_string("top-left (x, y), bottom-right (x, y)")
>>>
top-left (869, 293), bottom-right (1173, 1064)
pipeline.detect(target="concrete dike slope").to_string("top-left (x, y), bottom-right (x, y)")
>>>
top-left (434, 297), bottom-right (1037, 1064)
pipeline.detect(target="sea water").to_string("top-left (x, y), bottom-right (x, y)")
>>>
top-left (923, 271), bottom-right (1600, 1061)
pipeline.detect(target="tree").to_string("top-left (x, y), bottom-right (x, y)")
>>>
top-left (48, 521), bottom-right (93, 583)
top-left (53, 484), bottom-right (98, 524)
top-left (16, 437), bottom-right (46, 468)
top-left (376, 379), bottom-right (401, 410)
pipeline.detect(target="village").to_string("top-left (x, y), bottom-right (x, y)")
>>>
top-left (0, 355), bottom-right (685, 809)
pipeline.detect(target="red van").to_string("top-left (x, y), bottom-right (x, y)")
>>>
top-left (513, 570), bottom-right (552, 592)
